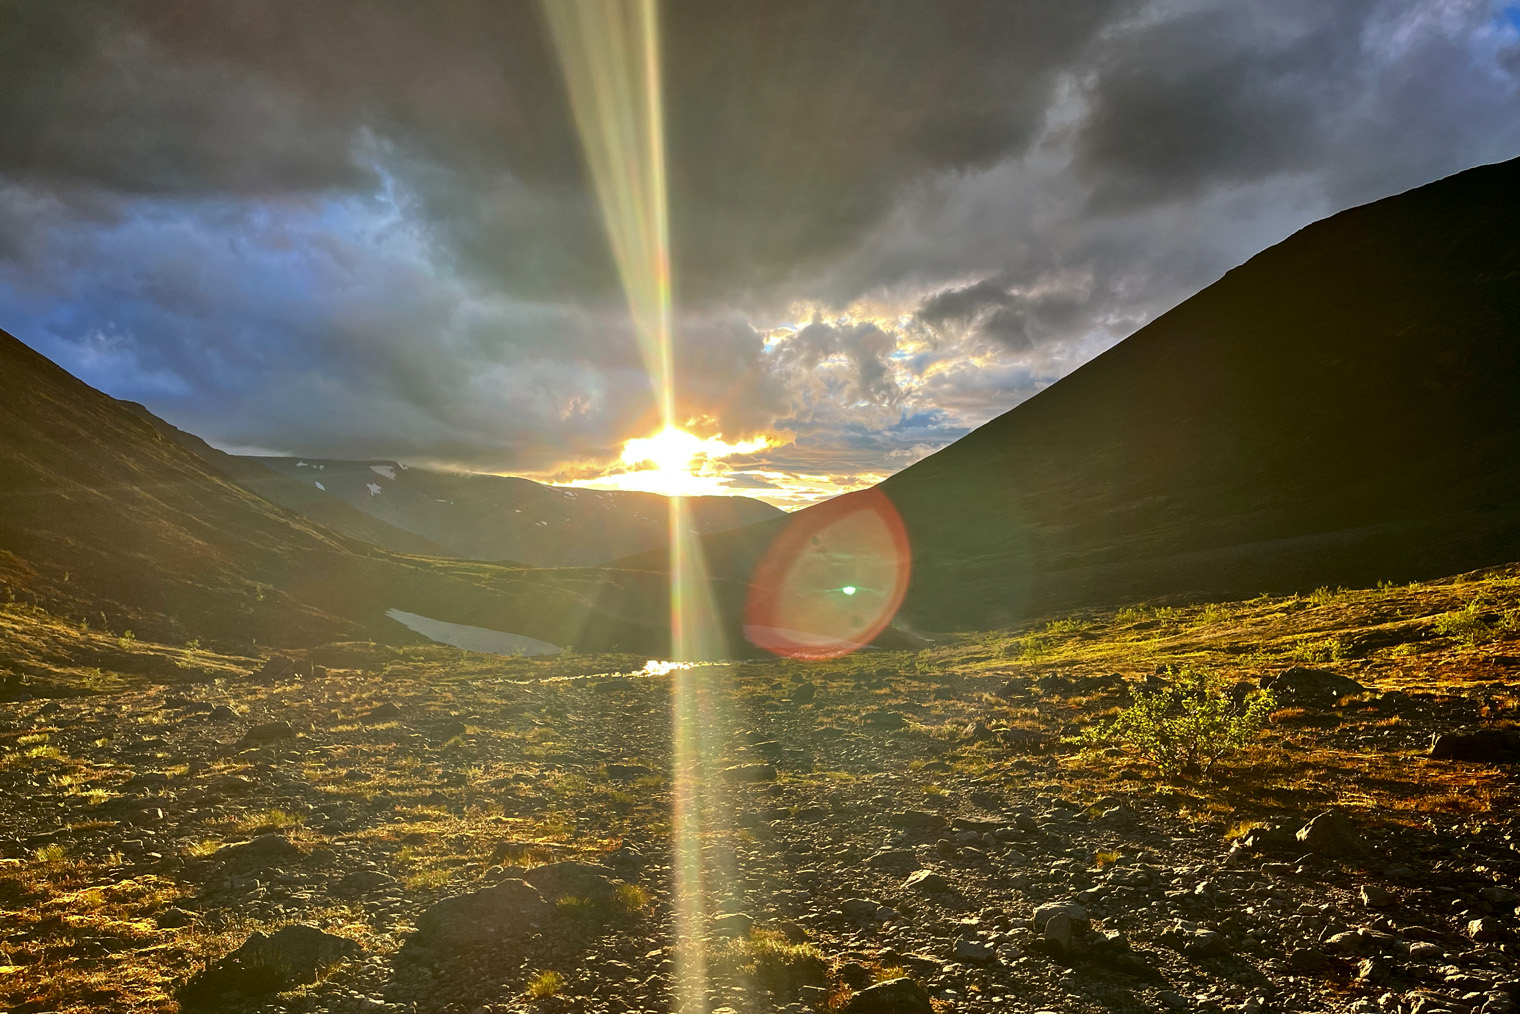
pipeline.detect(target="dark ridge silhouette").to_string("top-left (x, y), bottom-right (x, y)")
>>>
top-left (671, 156), bottom-right (1520, 637)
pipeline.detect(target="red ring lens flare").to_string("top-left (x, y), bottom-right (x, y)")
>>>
top-left (743, 488), bottom-right (911, 659)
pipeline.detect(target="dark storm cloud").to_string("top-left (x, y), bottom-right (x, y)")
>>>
top-left (0, 0), bottom-right (1517, 492)
top-left (916, 279), bottom-right (1086, 354)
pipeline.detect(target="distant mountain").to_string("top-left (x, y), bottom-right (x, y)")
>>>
top-left (247, 456), bottom-right (782, 566)
top-left (0, 330), bottom-right (674, 653)
top-left (687, 156), bottom-right (1520, 637)
top-left (120, 407), bottom-right (454, 559)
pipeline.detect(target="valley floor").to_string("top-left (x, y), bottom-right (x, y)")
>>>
top-left (1, 569), bottom-right (1519, 1014)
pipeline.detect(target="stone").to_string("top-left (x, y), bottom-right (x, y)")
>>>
top-left (411, 880), bottom-right (549, 950)
top-left (1261, 666), bottom-right (1365, 708)
top-left (1360, 884), bottom-right (1396, 908)
top-left (180, 925), bottom-right (360, 1003)
top-left (712, 911), bottom-right (753, 936)
top-left (334, 870), bottom-right (398, 897)
top-left (208, 704), bottom-right (241, 721)
top-left (722, 763), bottom-right (778, 783)
top-left (1288, 948), bottom-right (1330, 972)
top-left (902, 870), bottom-right (949, 893)
top-left (841, 898), bottom-right (884, 921)
top-left (1430, 729), bottom-right (1520, 762)
top-left (1094, 803), bottom-right (1139, 830)
top-left (865, 848), bottom-right (918, 871)
top-left (519, 861), bottom-right (618, 903)
top-left (605, 762), bottom-right (654, 780)
top-left (1469, 917), bottom-right (1505, 942)
top-left (887, 811), bottom-right (947, 831)
top-left (361, 702), bottom-right (403, 722)
top-left (952, 935), bottom-right (995, 963)
top-left (214, 834), bottom-right (304, 870)
top-left (789, 683), bottom-right (817, 703)
top-left (1031, 901), bottom-right (1089, 953)
top-left (238, 721), bottom-right (296, 746)
top-left (1296, 810), bottom-right (1368, 857)
top-left (840, 976), bottom-right (933, 1014)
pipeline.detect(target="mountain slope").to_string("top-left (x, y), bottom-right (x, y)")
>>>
top-left (881, 155), bottom-right (1520, 627)
top-left (248, 455), bottom-right (783, 566)
top-left (119, 406), bottom-right (455, 559)
top-left (0, 331), bottom-right (677, 653)
top-left (678, 156), bottom-right (1520, 637)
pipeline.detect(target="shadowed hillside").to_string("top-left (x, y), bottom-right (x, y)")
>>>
top-left (0, 332), bottom-right (678, 654)
top-left (678, 156), bottom-right (1520, 640)
top-left (248, 455), bottom-right (782, 567)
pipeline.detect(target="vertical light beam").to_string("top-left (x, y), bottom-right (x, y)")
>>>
top-left (539, 5), bottom-right (726, 1013)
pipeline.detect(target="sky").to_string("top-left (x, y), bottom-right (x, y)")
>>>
top-left (1, 1), bottom-right (1518, 509)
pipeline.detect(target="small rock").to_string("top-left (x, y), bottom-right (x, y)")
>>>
top-left (952, 935), bottom-right (995, 963)
top-left (361, 702), bottom-right (403, 722)
top-left (238, 721), bottom-right (296, 746)
top-left (902, 870), bottom-right (949, 893)
top-left (1361, 884), bottom-right (1396, 908)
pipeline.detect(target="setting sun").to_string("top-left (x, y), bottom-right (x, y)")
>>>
top-left (566, 426), bottom-right (771, 498)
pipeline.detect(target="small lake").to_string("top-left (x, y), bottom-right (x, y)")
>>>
top-left (385, 608), bottom-right (563, 657)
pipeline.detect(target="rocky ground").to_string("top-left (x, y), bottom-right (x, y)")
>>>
top-left (2, 571), bottom-right (1520, 1014)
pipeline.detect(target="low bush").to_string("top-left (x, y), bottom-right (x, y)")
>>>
top-left (1075, 666), bottom-right (1275, 776)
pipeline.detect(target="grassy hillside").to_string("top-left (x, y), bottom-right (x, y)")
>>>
top-left (0, 330), bottom-right (679, 655)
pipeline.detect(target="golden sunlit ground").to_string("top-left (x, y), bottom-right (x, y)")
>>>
top-left (1, 565), bottom-right (1517, 1013)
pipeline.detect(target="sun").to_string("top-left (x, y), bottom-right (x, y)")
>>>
top-left (562, 425), bottom-right (771, 498)
top-left (621, 426), bottom-right (708, 475)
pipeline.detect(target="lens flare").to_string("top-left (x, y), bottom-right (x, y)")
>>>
top-left (744, 487), bottom-right (912, 659)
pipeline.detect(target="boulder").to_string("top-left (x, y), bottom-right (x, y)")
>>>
top-left (238, 721), bottom-right (296, 746)
top-left (1296, 810), bottom-right (1368, 857)
top-left (1261, 666), bottom-right (1364, 708)
top-left (712, 911), bottom-right (753, 936)
top-left (1429, 728), bottom-right (1520, 762)
top-left (722, 762), bottom-right (778, 783)
top-left (1031, 901), bottom-right (1090, 953)
top-left (952, 936), bottom-right (995, 963)
top-left (180, 925), bottom-right (359, 1004)
top-left (902, 869), bottom-right (949, 893)
top-left (841, 977), bottom-right (933, 1014)
top-left (520, 861), bottom-right (618, 903)
top-left (412, 879), bottom-right (549, 950)
top-left (214, 834), bottom-right (305, 871)
top-left (361, 702), bottom-right (403, 722)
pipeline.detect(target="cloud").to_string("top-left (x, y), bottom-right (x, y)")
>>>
top-left (0, 0), bottom-right (1516, 504)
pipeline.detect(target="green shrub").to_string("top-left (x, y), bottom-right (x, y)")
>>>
top-left (1076, 666), bottom-right (1275, 776)
top-left (526, 970), bottom-right (564, 998)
